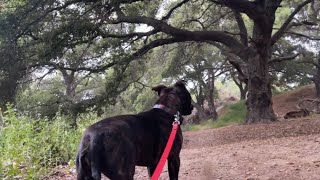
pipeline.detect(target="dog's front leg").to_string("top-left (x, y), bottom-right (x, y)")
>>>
top-left (168, 152), bottom-right (180, 180)
top-left (168, 129), bottom-right (182, 180)
top-left (148, 155), bottom-right (180, 180)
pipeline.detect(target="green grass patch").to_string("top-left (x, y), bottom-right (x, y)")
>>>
top-left (183, 101), bottom-right (246, 131)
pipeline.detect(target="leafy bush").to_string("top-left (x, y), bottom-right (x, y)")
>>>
top-left (0, 105), bottom-right (85, 179)
top-left (183, 101), bottom-right (246, 131)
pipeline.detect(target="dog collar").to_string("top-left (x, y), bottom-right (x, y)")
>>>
top-left (153, 104), bottom-right (177, 116)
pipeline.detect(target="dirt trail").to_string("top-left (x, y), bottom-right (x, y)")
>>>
top-left (48, 85), bottom-right (320, 180)
top-left (52, 118), bottom-right (320, 180)
top-left (132, 118), bottom-right (320, 180)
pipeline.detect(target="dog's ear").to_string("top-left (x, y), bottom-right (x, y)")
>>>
top-left (175, 80), bottom-right (186, 88)
top-left (152, 85), bottom-right (167, 96)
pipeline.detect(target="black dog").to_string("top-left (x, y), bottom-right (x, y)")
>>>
top-left (76, 81), bottom-right (193, 180)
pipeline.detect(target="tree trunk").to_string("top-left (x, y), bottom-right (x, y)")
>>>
top-left (192, 101), bottom-right (208, 123)
top-left (60, 69), bottom-right (78, 128)
top-left (245, 2), bottom-right (278, 124)
top-left (246, 47), bottom-right (276, 123)
top-left (239, 84), bottom-right (248, 100)
top-left (0, 79), bottom-right (18, 111)
top-left (207, 70), bottom-right (218, 120)
top-left (61, 70), bottom-right (76, 97)
top-left (69, 111), bottom-right (78, 128)
top-left (231, 70), bottom-right (248, 100)
top-left (0, 107), bottom-right (3, 127)
top-left (313, 54), bottom-right (320, 98)
top-left (315, 80), bottom-right (320, 98)
top-left (234, 78), bottom-right (248, 100)
top-left (196, 86), bottom-right (205, 106)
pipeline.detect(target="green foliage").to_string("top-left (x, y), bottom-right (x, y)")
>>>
top-left (0, 105), bottom-right (87, 179)
top-left (183, 101), bottom-right (246, 131)
top-left (16, 79), bottom-right (62, 118)
top-left (215, 80), bottom-right (241, 99)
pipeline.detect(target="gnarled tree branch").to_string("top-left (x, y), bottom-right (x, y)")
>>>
top-left (233, 10), bottom-right (248, 47)
top-left (268, 52), bottom-right (302, 64)
top-left (111, 14), bottom-right (248, 59)
top-left (271, 0), bottom-right (312, 44)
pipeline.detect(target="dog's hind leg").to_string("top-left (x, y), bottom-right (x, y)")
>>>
top-left (105, 155), bottom-right (135, 180)
top-left (89, 135), bottom-right (104, 180)
top-left (76, 137), bottom-right (94, 180)
top-left (102, 135), bottom-right (136, 180)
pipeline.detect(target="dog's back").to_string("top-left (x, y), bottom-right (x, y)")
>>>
top-left (76, 115), bottom-right (140, 180)
top-left (76, 111), bottom-right (170, 180)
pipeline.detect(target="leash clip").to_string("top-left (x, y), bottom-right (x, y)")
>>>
top-left (173, 111), bottom-right (181, 125)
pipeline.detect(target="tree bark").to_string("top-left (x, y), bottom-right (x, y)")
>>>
top-left (232, 72), bottom-right (248, 100)
top-left (206, 70), bottom-right (218, 120)
top-left (243, 0), bottom-right (280, 124)
top-left (60, 69), bottom-right (78, 128)
top-left (193, 85), bottom-right (208, 122)
top-left (246, 59), bottom-right (276, 123)
top-left (0, 107), bottom-right (3, 127)
top-left (313, 54), bottom-right (320, 98)
top-left (315, 79), bottom-right (320, 98)
top-left (246, 44), bottom-right (276, 123)
top-left (239, 84), bottom-right (248, 100)
top-left (192, 102), bottom-right (207, 124)
top-left (61, 69), bottom-right (76, 97)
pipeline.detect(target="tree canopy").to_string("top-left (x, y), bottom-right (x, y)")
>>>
top-left (0, 0), bottom-right (319, 124)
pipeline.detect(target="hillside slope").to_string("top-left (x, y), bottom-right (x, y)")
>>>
top-left (273, 85), bottom-right (316, 117)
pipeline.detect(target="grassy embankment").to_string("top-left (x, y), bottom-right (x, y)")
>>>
top-left (183, 101), bottom-right (246, 131)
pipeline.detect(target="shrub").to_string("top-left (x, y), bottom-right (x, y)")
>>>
top-left (0, 105), bottom-right (83, 179)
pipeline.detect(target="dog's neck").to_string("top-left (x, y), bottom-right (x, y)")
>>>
top-left (153, 104), bottom-right (177, 116)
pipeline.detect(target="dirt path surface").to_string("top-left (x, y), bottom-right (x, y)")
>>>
top-left (131, 118), bottom-right (320, 180)
top-left (48, 86), bottom-right (320, 180)
top-left (49, 118), bottom-right (320, 180)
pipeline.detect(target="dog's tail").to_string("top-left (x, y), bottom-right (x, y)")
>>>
top-left (75, 149), bottom-right (83, 180)
top-left (89, 134), bottom-right (103, 179)
top-left (76, 134), bottom-right (103, 180)
top-left (76, 136), bottom-right (89, 180)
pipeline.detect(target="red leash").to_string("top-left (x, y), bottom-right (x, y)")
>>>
top-left (150, 116), bottom-right (180, 180)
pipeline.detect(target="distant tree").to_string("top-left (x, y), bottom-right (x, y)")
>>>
top-left (0, 46), bottom-right (25, 110)
top-left (1, 1), bottom-right (149, 126)
top-left (269, 1), bottom-right (320, 96)
top-left (163, 43), bottom-right (231, 120)
top-left (0, 9), bottom-right (27, 110)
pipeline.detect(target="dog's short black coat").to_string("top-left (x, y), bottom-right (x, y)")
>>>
top-left (76, 81), bottom-right (193, 180)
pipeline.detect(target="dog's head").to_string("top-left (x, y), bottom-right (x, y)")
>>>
top-left (152, 81), bottom-right (193, 116)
